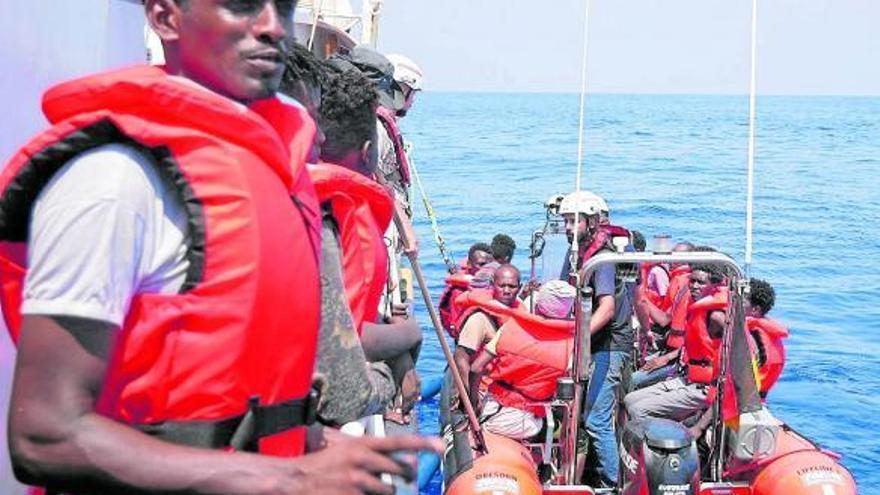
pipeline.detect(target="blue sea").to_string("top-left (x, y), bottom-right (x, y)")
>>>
top-left (407, 93), bottom-right (880, 493)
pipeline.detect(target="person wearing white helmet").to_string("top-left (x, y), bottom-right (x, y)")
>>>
top-left (386, 53), bottom-right (423, 117)
top-left (558, 190), bottom-right (634, 488)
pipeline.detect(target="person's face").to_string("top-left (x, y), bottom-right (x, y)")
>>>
top-left (468, 250), bottom-right (492, 274)
top-left (492, 271), bottom-right (521, 307)
top-left (564, 213), bottom-right (591, 245)
top-left (689, 270), bottom-right (714, 300)
top-left (171, 0), bottom-right (296, 103)
top-left (744, 300), bottom-right (762, 318)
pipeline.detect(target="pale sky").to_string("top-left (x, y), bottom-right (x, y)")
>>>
top-left (374, 0), bottom-right (880, 95)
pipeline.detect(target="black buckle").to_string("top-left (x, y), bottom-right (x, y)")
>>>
top-left (229, 387), bottom-right (321, 451)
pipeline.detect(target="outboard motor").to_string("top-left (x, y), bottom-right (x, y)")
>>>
top-left (620, 418), bottom-right (700, 495)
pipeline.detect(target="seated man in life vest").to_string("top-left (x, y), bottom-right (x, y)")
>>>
top-left (631, 242), bottom-right (697, 390)
top-left (745, 278), bottom-right (789, 399)
top-left (468, 281), bottom-right (577, 440)
top-left (452, 264), bottom-right (522, 409)
top-left (439, 242), bottom-right (495, 337)
top-left (624, 263), bottom-right (729, 433)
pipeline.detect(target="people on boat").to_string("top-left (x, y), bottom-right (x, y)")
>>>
top-left (452, 264), bottom-right (522, 408)
top-left (624, 262), bottom-right (729, 436)
top-left (558, 191), bottom-right (635, 488)
top-left (468, 280), bottom-right (577, 440)
top-left (0, 1), bottom-right (439, 493)
top-left (631, 242), bottom-right (696, 389)
top-left (491, 233), bottom-right (517, 264)
top-left (745, 277), bottom-right (789, 399)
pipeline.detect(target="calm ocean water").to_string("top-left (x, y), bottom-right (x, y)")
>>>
top-left (408, 93), bottom-right (880, 493)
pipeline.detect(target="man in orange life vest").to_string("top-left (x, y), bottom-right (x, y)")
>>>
top-left (278, 43), bottom-right (402, 425)
top-left (437, 242), bottom-right (494, 338)
top-left (1, 1), bottom-right (439, 493)
top-left (745, 278), bottom-right (789, 399)
top-left (631, 242), bottom-right (696, 389)
top-left (624, 263), bottom-right (729, 434)
top-left (306, 62), bottom-right (424, 423)
top-left (469, 280), bottom-right (577, 440)
top-left (452, 264), bottom-right (522, 409)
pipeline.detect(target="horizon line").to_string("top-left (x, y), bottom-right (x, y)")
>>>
top-left (419, 89), bottom-right (880, 98)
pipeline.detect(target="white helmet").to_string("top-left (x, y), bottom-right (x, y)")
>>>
top-left (386, 53), bottom-right (424, 91)
top-left (558, 190), bottom-right (607, 217)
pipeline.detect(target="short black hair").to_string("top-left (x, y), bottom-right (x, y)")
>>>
top-left (631, 230), bottom-right (646, 252)
top-left (280, 42), bottom-right (326, 98)
top-left (689, 246), bottom-right (725, 282)
top-left (319, 69), bottom-right (378, 160)
top-left (749, 278), bottom-right (776, 315)
top-left (491, 234), bottom-right (516, 262)
top-left (468, 242), bottom-right (492, 259)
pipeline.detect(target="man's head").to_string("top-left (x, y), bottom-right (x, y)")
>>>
top-left (631, 231), bottom-right (646, 252)
top-left (490, 234), bottom-right (516, 264)
top-left (670, 241), bottom-right (695, 268)
top-left (318, 69), bottom-right (379, 175)
top-left (386, 54), bottom-right (423, 116)
top-left (467, 242), bottom-right (493, 274)
top-left (492, 264), bottom-right (521, 307)
top-left (689, 263), bottom-right (725, 301)
top-left (280, 41), bottom-right (327, 162)
top-left (534, 280), bottom-right (576, 320)
top-left (146, 0), bottom-right (296, 103)
top-left (746, 278), bottom-right (775, 318)
top-left (559, 191), bottom-right (605, 245)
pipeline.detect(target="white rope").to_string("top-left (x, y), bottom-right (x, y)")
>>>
top-left (307, 0), bottom-right (324, 51)
top-left (745, 0), bottom-right (758, 278)
top-left (570, 0), bottom-right (592, 268)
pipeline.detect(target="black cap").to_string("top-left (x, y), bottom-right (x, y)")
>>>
top-left (327, 46), bottom-right (405, 111)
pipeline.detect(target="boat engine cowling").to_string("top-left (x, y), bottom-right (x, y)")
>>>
top-left (620, 418), bottom-right (700, 495)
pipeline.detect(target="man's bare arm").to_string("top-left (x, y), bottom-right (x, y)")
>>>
top-left (9, 315), bottom-right (439, 494)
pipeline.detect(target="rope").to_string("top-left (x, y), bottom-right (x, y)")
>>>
top-left (570, 0), bottom-right (592, 275)
top-left (406, 142), bottom-right (459, 274)
top-left (744, 0), bottom-right (758, 279)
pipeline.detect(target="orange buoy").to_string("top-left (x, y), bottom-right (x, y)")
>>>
top-left (445, 432), bottom-right (542, 495)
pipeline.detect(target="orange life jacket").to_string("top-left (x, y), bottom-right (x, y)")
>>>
top-left (375, 106), bottom-right (411, 186)
top-left (685, 287), bottom-right (730, 397)
top-left (488, 313), bottom-right (574, 416)
top-left (453, 289), bottom-right (523, 342)
top-left (308, 162), bottom-right (393, 333)
top-left (746, 316), bottom-right (789, 398)
top-left (662, 272), bottom-right (693, 350)
top-left (0, 65), bottom-right (321, 457)
top-left (439, 272), bottom-right (474, 339)
top-left (639, 263), bottom-right (669, 307)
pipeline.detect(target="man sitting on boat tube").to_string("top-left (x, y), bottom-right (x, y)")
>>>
top-left (452, 264), bottom-right (522, 410)
top-left (469, 281), bottom-right (577, 440)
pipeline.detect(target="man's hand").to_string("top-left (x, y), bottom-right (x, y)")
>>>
top-left (640, 356), bottom-right (666, 372)
top-left (277, 434), bottom-right (443, 494)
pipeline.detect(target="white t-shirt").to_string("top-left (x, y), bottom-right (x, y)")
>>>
top-left (21, 144), bottom-right (190, 326)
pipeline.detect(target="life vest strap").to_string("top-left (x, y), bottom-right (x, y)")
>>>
top-left (136, 388), bottom-right (320, 451)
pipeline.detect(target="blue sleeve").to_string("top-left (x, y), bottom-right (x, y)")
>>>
top-left (592, 264), bottom-right (616, 298)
